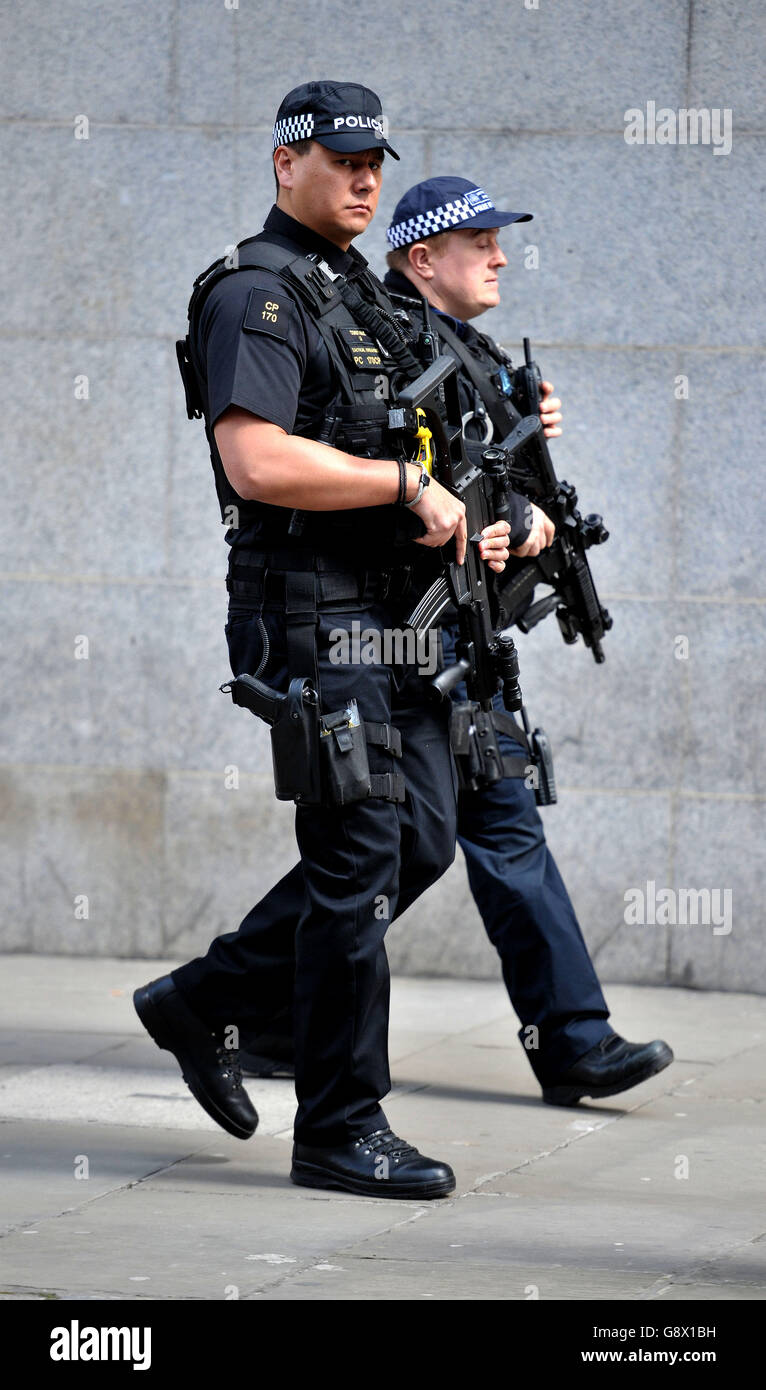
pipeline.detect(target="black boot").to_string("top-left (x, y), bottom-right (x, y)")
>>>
top-left (292, 1128), bottom-right (456, 1199)
top-left (542, 1033), bottom-right (674, 1106)
top-left (133, 975), bottom-right (258, 1139)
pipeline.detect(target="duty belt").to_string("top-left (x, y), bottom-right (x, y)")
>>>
top-left (226, 549), bottom-right (414, 608)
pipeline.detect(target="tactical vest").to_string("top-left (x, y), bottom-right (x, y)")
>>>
top-left (386, 284), bottom-right (522, 452)
top-left (176, 234), bottom-right (422, 555)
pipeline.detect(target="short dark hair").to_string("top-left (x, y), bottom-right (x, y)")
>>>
top-left (273, 137), bottom-right (314, 194)
top-left (385, 230), bottom-right (452, 272)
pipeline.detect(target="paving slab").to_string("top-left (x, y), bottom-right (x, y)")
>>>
top-left (0, 1172), bottom-right (430, 1301)
top-left (0, 1062), bottom-right (297, 1137)
top-left (0, 1120), bottom-right (212, 1236)
top-left (1, 958), bottom-right (765, 1301)
top-left (252, 1257), bottom-right (663, 1302)
top-left (0, 1031), bottom-right (129, 1075)
top-left (329, 1185), bottom-right (759, 1284)
top-left (645, 1282), bottom-right (766, 1302)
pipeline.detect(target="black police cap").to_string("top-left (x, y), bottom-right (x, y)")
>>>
top-left (273, 80), bottom-right (400, 160)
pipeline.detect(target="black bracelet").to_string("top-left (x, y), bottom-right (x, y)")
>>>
top-left (397, 457), bottom-right (408, 506)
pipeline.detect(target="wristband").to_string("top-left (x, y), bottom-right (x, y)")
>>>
top-left (404, 460), bottom-right (431, 509)
top-left (396, 457), bottom-right (408, 506)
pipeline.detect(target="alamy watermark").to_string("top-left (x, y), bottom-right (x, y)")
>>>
top-left (329, 621), bottom-right (438, 675)
top-left (624, 102), bottom-right (732, 156)
top-left (50, 1321), bottom-right (150, 1370)
top-left (624, 880), bottom-right (732, 935)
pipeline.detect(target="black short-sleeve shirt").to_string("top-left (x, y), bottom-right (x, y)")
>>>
top-left (199, 251), bottom-right (338, 436)
top-left (194, 206), bottom-right (382, 552)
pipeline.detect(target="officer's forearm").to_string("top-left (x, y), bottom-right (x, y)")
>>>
top-left (215, 411), bottom-right (414, 509)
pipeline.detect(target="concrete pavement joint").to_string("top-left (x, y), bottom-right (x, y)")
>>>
top-left (0, 1137), bottom-right (220, 1240)
top-left (655, 1228), bottom-right (766, 1295)
top-left (467, 1062), bottom-right (713, 1192)
top-left (243, 1202), bottom-right (433, 1298)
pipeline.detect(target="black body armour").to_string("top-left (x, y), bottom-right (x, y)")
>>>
top-left (176, 235), bottom-right (423, 567)
top-left (385, 274), bottom-right (522, 454)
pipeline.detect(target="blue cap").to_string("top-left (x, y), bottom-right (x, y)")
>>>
top-left (386, 176), bottom-right (532, 249)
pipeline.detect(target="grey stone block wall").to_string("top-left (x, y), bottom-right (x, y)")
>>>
top-left (1, 1), bottom-right (764, 990)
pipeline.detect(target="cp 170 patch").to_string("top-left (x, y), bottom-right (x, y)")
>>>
top-left (242, 286), bottom-right (294, 341)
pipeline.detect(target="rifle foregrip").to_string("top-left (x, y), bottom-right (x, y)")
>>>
top-left (431, 656), bottom-right (472, 699)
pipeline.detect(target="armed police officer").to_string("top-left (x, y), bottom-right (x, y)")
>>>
top-left (380, 177), bottom-right (673, 1102)
top-left (132, 86), bottom-right (512, 1200)
top-left (233, 177), bottom-right (673, 1108)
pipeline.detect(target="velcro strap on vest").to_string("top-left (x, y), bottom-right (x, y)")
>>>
top-left (364, 721), bottom-right (402, 758)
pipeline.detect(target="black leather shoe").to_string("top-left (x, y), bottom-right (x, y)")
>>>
top-left (291, 1128), bottom-right (456, 1199)
top-left (133, 975), bottom-right (258, 1139)
top-left (542, 1033), bottom-right (674, 1106)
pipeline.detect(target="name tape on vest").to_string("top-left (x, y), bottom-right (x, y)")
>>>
top-left (336, 326), bottom-right (383, 370)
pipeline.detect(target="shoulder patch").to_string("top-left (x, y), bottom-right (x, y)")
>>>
top-left (242, 284), bottom-right (295, 341)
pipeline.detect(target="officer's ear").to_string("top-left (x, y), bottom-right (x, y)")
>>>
top-left (274, 145), bottom-right (296, 193)
top-left (407, 241), bottom-right (435, 281)
top-left (273, 139), bottom-right (313, 195)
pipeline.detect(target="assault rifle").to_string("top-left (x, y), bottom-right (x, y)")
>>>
top-left (494, 338), bottom-right (613, 663)
top-left (392, 353), bottom-right (562, 798)
top-left (390, 353), bottom-right (525, 715)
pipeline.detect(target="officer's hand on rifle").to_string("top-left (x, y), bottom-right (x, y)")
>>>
top-left (510, 501), bottom-right (555, 558)
top-left (539, 380), bottom-right (562, 439)
top-left (478, 519), bottom-right (511, 574)
top-left (410, 473), bottom-right (469, 564)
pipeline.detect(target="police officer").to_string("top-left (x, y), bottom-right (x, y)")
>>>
top-left (235, 178), bottom-right (673, 1107)
top-left (381, 177), bottom-right (673, 1101)
top-left (133, 87), bottom-right (512, 1200)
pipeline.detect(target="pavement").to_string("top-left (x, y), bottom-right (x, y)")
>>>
top-left (0, 954), bottom-right (765, 1302)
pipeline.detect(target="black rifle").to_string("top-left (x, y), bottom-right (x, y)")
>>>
top-left (392, 352), bottom-right (569, 797)
top-left (391, 353), bottom-right (526, 715)
top-left (492, 338), bottom-right (613, 662)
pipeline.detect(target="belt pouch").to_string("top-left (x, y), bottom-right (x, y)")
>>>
top-left (319, 699), bottom-right (372, 806)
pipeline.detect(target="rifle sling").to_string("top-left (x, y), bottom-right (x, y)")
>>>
top-left (491, 709), bottom-right (531, 755)
top-left (432, 316), bottom-right (513, 439)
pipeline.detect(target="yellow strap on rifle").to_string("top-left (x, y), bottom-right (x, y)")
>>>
top-left (414, 408), bottom-right (434, 475)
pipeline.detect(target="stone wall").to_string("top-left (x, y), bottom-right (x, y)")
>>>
top-left (1, 1), bottom-right (763, 989)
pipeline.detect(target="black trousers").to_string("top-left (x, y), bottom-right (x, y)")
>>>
top-left (178, 619), bottom-right (611, 1088)
top-left (172, 590), bottom-right (457, 1146)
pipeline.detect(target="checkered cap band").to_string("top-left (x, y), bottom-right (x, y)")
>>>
top-left (273, 113), bottom-right (315, 147)
top-left (386, 194), bottom-right (497, 248)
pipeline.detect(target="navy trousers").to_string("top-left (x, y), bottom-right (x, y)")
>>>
top-left (435, 622), bottom-right (612, 1080)
top-left (454, 691), bottom-right (611, 1081)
